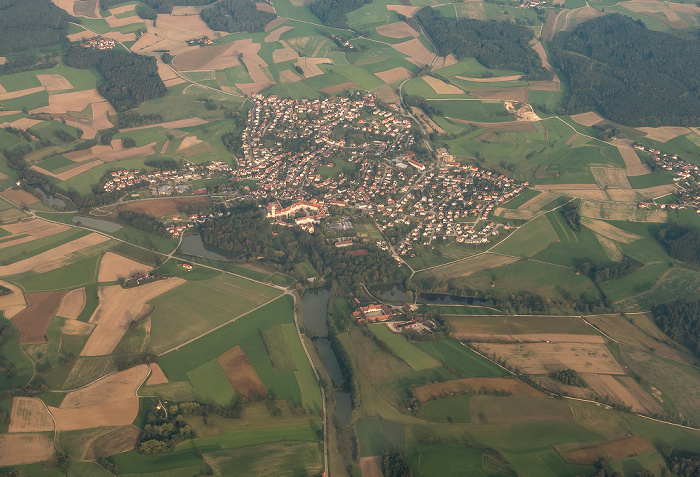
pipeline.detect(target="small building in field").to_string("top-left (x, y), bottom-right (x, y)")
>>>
top-left (353, 303), bottom-right (392, 323)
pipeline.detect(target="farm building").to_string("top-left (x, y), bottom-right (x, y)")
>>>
top-left (353, 303), bottom-right (392, 323)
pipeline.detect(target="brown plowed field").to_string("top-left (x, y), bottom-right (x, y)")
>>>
top-left (55, 287), bottom-right (86, 319)
top-left (265, 25), bottom-right (293, 43)
top-left (412, 377), bottom-right (542, 402)
top-left (359, 456), bottom-right (383, 477)
top-left (477, 342), bottom-right (625, 375)
top-left (376, 21), bottom-right (419, 39)
top-left (560, 436), bottom-right (655, 464)
top-left (470, 395), bottom-right (573, 423)
top-left (50, 399), bottom-right (140, 431)
top-left (0, 280), bottom-right (26, 319)
top-left (375, 67), bottom-right (412, 83)
top-left (0, 233), bottom-right (110, 276)
top-left (0, 189), bottom-right (39, 207)
top-left (61, 365), bottom-right (149, 409)
top-left (8, 397), bottom-right (54, 432)
top-left (98, 252), bottom-right (149, 282)
top-left (0, 433), bottom-right (53, 466)
top-left (80, 279), bottom-right (185, 356)
top-left (217, 345), bottom-right (267, 399)
top-left (13, 290), bottom-right (68, 344)
top-left (147, 363), bottom-right (169, 385)
top-left (393, 38), bottom-right (434, 66)
top-left (36, 74), bottom-right (73, 92)
top-left (115, 196), bottom-right (211, 217)
top-left (582, 374), bottom-right (664, 415)
top-left (570, 112), bottom-right (603, 127)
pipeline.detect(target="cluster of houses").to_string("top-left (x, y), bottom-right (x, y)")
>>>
top-left (102, 161), bottom-right (231, 194)
top-left (81, 36), bottom-right (116, 50)
top-left (186, 37), bottom-right (213, 46)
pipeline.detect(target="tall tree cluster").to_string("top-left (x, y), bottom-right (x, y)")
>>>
top-left (309, 0), bottom-right (371, 28)
top-left (652, 299), bottom-right (700, 357)
top-left (0, 0), bottom-right (74, 55)
top-left (200, 0), bottom-right (277, 33)
top-left (658, 224), bottom-right (700, 264)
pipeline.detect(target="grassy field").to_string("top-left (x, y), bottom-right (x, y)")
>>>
top-left (493, 214), bottom-right (558, 258)
top-left (261, 324), bottom-right (298, 371)
top-left (0, 228), bottom-right (88, 266)
top-left (445, 315), bottom-right (596, 337)
top-left (501, 189), bottom-right (541, 209)
top-left (187, 359), bottom-right (237, 406)
top-left (158, 296), bottom-right (322, 410)
top-left (11, 254), bottom-right (101, 292)
top-left (420, 394), bottom-right (472, 423)
top-left (294, 261), bottom-right (318, 279)
top-left (369, 324), bottom-right (440, 371)
top-left (147, 273), bottom-right (281, 354)
top-left (414, 339), bottom-right (509, 377)
top-left (0, 317), bottom-right (33, 390)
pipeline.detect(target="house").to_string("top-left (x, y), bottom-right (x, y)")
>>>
top-left (353, 303), bottom-right (392, 323)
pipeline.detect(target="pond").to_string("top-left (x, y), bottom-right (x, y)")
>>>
top-left (301, 287), bottom-right (330, 337)
top-left (370, 284), bottom-right (408, 303)
top-left (33, 187), bottom-right (66, 209)
top-left (334, 392), bottom-right (352, 425)
top-left (418, 293), bottom-right (484, 306)
top-left (312, 338), bottom-right (343, 385)
top-left (72, 216), bottom-right (123, 233)
top-left (179, 233), bottom-right (230, 261)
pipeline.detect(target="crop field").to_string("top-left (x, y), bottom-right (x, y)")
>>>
top-left (217, 345), bottom-right (267, 399)
top-left (470, 395), bottom-right (573, 423)
top-left (476, 342), bottom-right (625, 375)
top-left (558, 435), bottom-right (656, 464)
top-left (204, 442), bottom-right (323, 476)
top-left (187, 359), bottom-right (237, 406)
top-left (158, 296), bottom-right (322, 410)
top-left (414, 339), bottom-right (509, 377)
top-left (140, 381), bottom-right (198, 402)
top-left (411, 377), bottom-right (542, 402)
top-left (420, 395), bottom-right (472, 423)
top-left (581, 200), bottom-right (667, 223)
top-left (582, 374), bottom-right (665, 415)
top-left (147, 273), bottom-right (281, 354)
top-left (114, 197), bottom-right (212, 218)
top-left (446, 315), bottom-right (600, 342)
top-left (418, 252), bottom-right (520, 280)
top-left (86, 425), bottom-right (142, 460)
top-left (62, 356), bottom-right (117, 390)
top-left (61, 365), bottom-right (149, 409)
top-left (262, 324), bottom-right (298, 371)
top-left (492, 215), bottom-right (559, 258)
top-left (369, 324), bottom-right (440, 370)
top-left (55, 287), bottom-right (86, 319)
top-left (7, 397), bottom-right (54, 433)
top-left (12, 290), bottom-right (67, 344)
top-left (0, 433), bottom-right (54, 467)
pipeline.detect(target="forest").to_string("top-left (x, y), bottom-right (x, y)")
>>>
top-left (416, 9), bottom-right (551, 81)
top-left (0, 0), bottom-right (74, 55)
top-left (200, 0), bottom-right (277, 33)
top-left (309, 0), bottom-right (371, 28)
top-left (99, 0), bottom-right (217, 14)
top-left (560, 202), bottom-right (582, 232)
top-left (652, 299), bottom-right (700, 357)
top-left (117, 211), bottom-right (169, 237)
top-left (63, 46), bottom-right (167, 112)
top-left (550, 14), bottom-right (700, 126)
top-left (658, 223), bottom-right (700, 264)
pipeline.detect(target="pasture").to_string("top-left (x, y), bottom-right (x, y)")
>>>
top-left (446, 314), bottom-right (599, 342)
top-left (368, 324), bottom-right (440, 370)
top-left (470, 395), bottom-right (573, 423)
top-left (414, 339), bottom-right (509, 377)
top-left (187, 359), bottom-right (237, 406)
top-left (420, 395), bottom-right (472, 423)
top-left (217, 345), bottom-right (267, 399)
top-left (411, 377), bottom-right (542, 402)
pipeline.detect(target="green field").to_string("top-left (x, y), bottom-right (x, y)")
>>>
top-left (0, 318), bottom-right (33, 390)
top-left (368, 324), bottom-right (440, 371)
top-left (415, 339), bottom-right (509, 377)
top-left (148, 273), bottom-right (281, 354)
top-left (420, 394), bottom-right (472, 423)
top-left (187, 359), bottom-right (237, 406)
top-left (261, 324), bottom-right (298, 371)
top-left (294, 261), bottom-right (318, 279)
top-left (0, 228), bottom-right (89, 266)
top-left (12, 254), bottom-right (101, 292)
top-left (445, 315), bottom-right (596, 336)
top-left (501, 189), bottom-right (541, 209)
top-left (493, 214), bottom-right (558, 258)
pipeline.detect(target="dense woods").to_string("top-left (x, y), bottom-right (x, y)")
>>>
top-left (138, 404), bottom-right (194, 454)
top-left (63, 46), bottom-right (167, 111)
top-left (310, 0), bottom-right (371, 27)
top-left (100, 0), bottom-right (217, 14)
top-left (117, 211), bottom-right (169, 237)
top-left (550, 14), bottom-right (700, 126)
top-left (550, 368), bottom-right (587, 387)
top-left (0, 54), bottom-right (59, 76)
top-left (652, 299), bottom-right (700, 357)
top-left (560, 202), bottom-right (582, 232)
top-left (416, 9), bottom-right (551, 81)
top-left (0, 0), bottom-right (74, 55)
top-left (200, 0), bottom-right (277, 33)
top-left (577, 256), bottom-right (642, 285)
top-left (658, 224), bottom-right (700, 264)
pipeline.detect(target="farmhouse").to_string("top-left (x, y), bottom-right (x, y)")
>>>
top-left (353, 303), bottom-right (392, 323)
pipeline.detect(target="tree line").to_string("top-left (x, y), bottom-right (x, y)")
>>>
top-left (0, 54), bottom-right (59, 76)
top-left (415, 8), bottom-right (552, 81)
top-left (652, 299), bottom-right (700, 357)
top-left (658, 223), bottom-right (700, 264)
top-left (63, 45), bottom-right (167, 112)
top-left (0, 0), bottom-right (74, 55)
top-left (100, 0), bottom-right (217, 14)
top-left (200, 0), bottom-right (277, 33)
top-left (550, 14), bottom-right (700, 126)
top-left (117, 211), bottom-right (170, 237)
top-left (309, 0), bottom-right (371, 28)
top-left (550, 368), bottom-right (587, 387)
top-left (560, 202), bottom-right (581, 232)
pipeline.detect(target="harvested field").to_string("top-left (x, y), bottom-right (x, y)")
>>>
top-left (63, 356), bottom-right (116, 390)
top-left (620, 0), bottom-right (685, 26)
top-left (376, 21), bottom-right (419, 39)
top-left (582, 374), bottom-right (664, 414)
top-left (560, 436), bottom-right (656, 464)
top-left (217, 345), bottom-right (267, 399)
top-left (412, 377), bottom-right (542, 402)
top-left (115, 196), bottom-right (211, 217)
top-left (570, 112), bottom-right (603, 127)
top-left (611, 139), bottom-right (651, 177)
top-left (264, 17), bottom-right (286, 30)
top-left (55, 287), bottom-right (86, 320)
top-left (104, 31), bottom-right (137, 42)
top-left (532, 41), bottom-right (554, 73)
top-left (36, 74), bottom-right (73, 92)
top-left (590, 165), bottom-right (631, 189)
top-left (68, 30), bottom-right (96, 42)
top-left (617, 376), bottom-right (666, 414)
top-left (176, 136), bottom-right (203, 151)
top-left (0, 433), bottom-right (53, 466)
top-left (0, 233), bottom-right (110, 276)
top-left (637, 126), bottom-right (690, 142)
top-left (265, 25), bottom-right (293, 43)
top-left (0, 86), bottom-right (45, 100)
top-left (386, 4), bottom-right (422, 17)
top-left (85, 425), bottom-right (141, 459)
top-left (0, 189), bottom-right (39, 207)
top-left (375, 67), bottom-right (412, 83)
top-left (173, 43), bottom-right (240, 71)
top-left (130, 33), bottom-right (163, 52)
top-left (580, 201), bottom-right (667, 223)
top-left (105, 13), bottom-right (143, 27)
top-left (256, 2), bottom-right (276, 13)
top-left (121, 117), bottom-right (206, 132)
top-left (0, 218), bottom-right (69, 251)
top-left (90, 139), bottom-right (157, 163)
top-left (421, 252), bottom-right (520, 280)
top-left (109, 4), bottom-right (136, 14)
top-left (374, 84), bottom-right (400, 103)
top-left (471, 395), bottom-right (573, 423)
top-left (50, 399), bottom-right (140, 431)
top-left (319, 82), bottom-right (359, 94)
top-left (422, 76), bottom-right (464, 95)
top-left (411, 107), bottom-right (445, 135)
top-left (98, 252), bottom-right (149, 282)
top-left (582, 219), bottom-right (641, 243)
top-left (472, 87), bottom-right (529, 103)
top-left (447, 315), bottom-right (597, 338)
top-left (13, 290), bottom-right (68, 344)
top-left (433, 54), bottom-right (458, 69)
top-left (535, 184), bottom-right (599, 190)
top-left (273, 48), bottom-right (299, 63)
top-left (8, 397), bottom-right (54, 433)
top-left (518, 191), bottom-right (552, 210)
top-left (0, 117), bottom-right (43, 130)
top-left (359, 456), bottom-right (383, 477)
top-left (0, 280), bottom-right (26, 319)
top-left (447, 118), bottom-right (536, 131)
top-left (30, 89), bottom-right (113, 116)
top-left (62, 318), bottom-right (93, 335)
top-left (80, 278), bottom-right (184, 356)
top-left (295, 57), bottom-right (332, 77)
top-left (393, 38), bottom-right (434, 66)
top-left (32, 160), bottom-right (104, 181)
top-left (147, 363), bottom-right (168, 385)
top-left (476, 342), bottom-right (625, 375)
top-left (61, 365), bottom-right (149, 409)
top-left (458, 333), bottom-right (605, 343)
top-left (596, 234), bottom-right (623, 261)
top-left (572, 5), bottom-right (604, 25)
top-left (528, 80), bottom-right (561, 91)
top-left (455, 75), bottom-right (521, 83)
